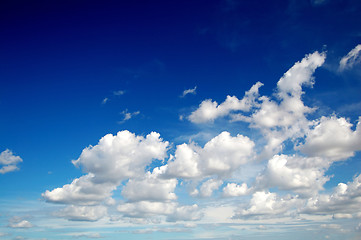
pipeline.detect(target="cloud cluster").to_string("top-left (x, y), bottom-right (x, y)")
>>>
top-left (43, 49), bottom-right (361, 227)
top-left (0, 149), bottom-right (22, 174)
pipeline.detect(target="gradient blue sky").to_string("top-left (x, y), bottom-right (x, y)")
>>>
top-left (1, 0), bottom-right (361, 239)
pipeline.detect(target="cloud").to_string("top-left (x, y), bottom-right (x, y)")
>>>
top-left (223, 183), bottom-right (250, 197)
top-left (181, 86), bottom-right (197, 98)
top-left (101, 97), bottom-right (109, 104)
top-left (188, 82), bottom-right (263, 123)
top-left (302, 173), bottom-right (361, 217)
top-left (256, 154), bottom-right (330, 197)
top-left (0, 149), bottom-right (22, 174)
top-left (233, 191), bottom-right (301, 219)
top-left (122, 169), bottom-right (177, 202)
top-left (119, 109), bottom-right (140, 123)
top-left (165, 131), bottom-right (255, 179)
top-left (199, 178), bottom-right (223, 197)
top-left (55, 205), bottom-right (107, 221)
top-left (113, 90), bottom-right (125, 96)
top-left (339, 44), bottom-right (361, 71)
top-left (297, 116), bottom-right (361, 161)
top-left (117, 201), bottom-right (202, 222)
top-left (43, 131), bottom-right (169, 205)
top-left (8, 217), bottom-right (33, 228)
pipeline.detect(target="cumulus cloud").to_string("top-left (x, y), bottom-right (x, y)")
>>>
top-left (339, 44), bottom-right (361, 71)
top-left (303, 174), bottom-right (361, 217)
top-left (165, 131), bottom-right (255, 179)
top-left (233, 191), bottom-right (301, 219)
top-left (0, 149), bottom-right (22, 174)
top-left (55, 205), bottom-right (107, 221)
top-left (256, 154), bottom-right (330, 197)
top-left (188, 82), bottom-right (263, 123)
top-left (298, 116), bottom-right (361, 161)
top-left (223, 183), bottom-right (250, 197)
top-left (181, 86), bottom-right (197, 97)
top-left (199, 178), bottom-right (223, 197)
top-left (43, 131), bottom-right (168, 205)
top-left (122, 169), bottom-right (177, 202)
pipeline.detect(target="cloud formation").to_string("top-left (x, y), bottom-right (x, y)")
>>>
top-left (181, 86), bottom-right (197, 98)
top-left (0, 149), bottom-right (22, 174)
top-left (339, 44), bottom-right (361, 71)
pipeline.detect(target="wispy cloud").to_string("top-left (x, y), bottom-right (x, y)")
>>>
top-left (119, 109), bottom-right (140, 123)
top-left (339, 44), bottom-right (361, 71)
top-left (181, 86), bottom-right (197, 98)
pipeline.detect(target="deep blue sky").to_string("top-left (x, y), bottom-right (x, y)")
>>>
top-left (1, 0), bottom-right (361, 239)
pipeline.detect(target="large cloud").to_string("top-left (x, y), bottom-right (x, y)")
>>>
top-left (298, 116), bottom-right (361, 161)
top-left (0, 149), bottom-right (22, 174)
top-left (256, 154), bottom-right (330, 197)
top-left (43, 131), bottom-right (169, 206)
top-left (303, 173), bottom-right (361, 218)
top-left (55, 205), bottom-right (107, 221)
top-left (165, 131), bottom-right (255, 179)
top-left (233, 191), bottom-right (301, 219)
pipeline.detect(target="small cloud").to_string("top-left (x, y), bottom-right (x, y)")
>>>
top-left (180, 86), bottom-right (197, 98)
top-left (113, 90), bottom-right (125, 96)
top-left (339, 44), bottom-right (361, 71)
top-left (119, 110), bottom-right (140, 123)
top-left (8, 217), bottom-right (33, 228)
top-left (101, 98), bottom-right (109, 104)
top-left (0, 149), bottom-right (22, 174)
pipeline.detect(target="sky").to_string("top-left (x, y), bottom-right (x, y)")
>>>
top-left (1, 0), bottom-right (361, 239)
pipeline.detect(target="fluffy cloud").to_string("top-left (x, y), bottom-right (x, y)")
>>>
top-left (165, 131), bottom-right (255, 179)
top-left (298, 116), bottom-right (361, 161)
top-left (199, 178), bottom-right (223, 197)
top-left (0, 149), bottom-right (22, 174)
top-left (223, 183), bottom-right (250, 197)
top-left (303, 174), bottom-right (361, 217)
top-left (339, 44), bottom-right (361, 71)
top-left (122, 169), bottom-right (177, 202)
top-left (256, 154), bottom-right (330, 197)
top-left (55, 205), bottom-right (107, 221)
top-left (233, 191), bottom-right (300, 219)
top-left (43, 131), bottom-right (169, 205)
top-left (188, 82), bottom-right (263, 123)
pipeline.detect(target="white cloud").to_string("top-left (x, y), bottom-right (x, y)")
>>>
top-left (55, 205), bottom-right (107, 221)
top-left (256, 154), bottom-right (330, 197)
top-left (117, 201), bottom-right (202, 222)
top-left (66, 232), bottom-right (102, 238)
top-left (303, 173), bottom-right (361, 217)
top-left (339, 44), bottom-right (361, 71)
top-left (181, 86), bottom-right (197, 97)
top-left (0, 149), bottom-right (22, 174)
top-left (233, 191), bottom-right (301, 219)
top-left (43, 131), bottom-right (169, 205)
top-left (223, 183), bottom-right (250, 197)
top-left (199, 178), bottom-right (223, 197)
top-left (122, 170), bottom-right (177, 202)
top-left (298, 116), bottom-right (361, 161)
top-left (8, 217), bottom-right (33, 228)
top-left (188, 82), bottom-right (263, 123)
top-left (165, 131), bottom-right (255, 179)
top-left (119, 109), bottom-right (140, 123)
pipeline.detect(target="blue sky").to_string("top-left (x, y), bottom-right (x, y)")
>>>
top-left (1, 0), bottom-right (361, 239)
